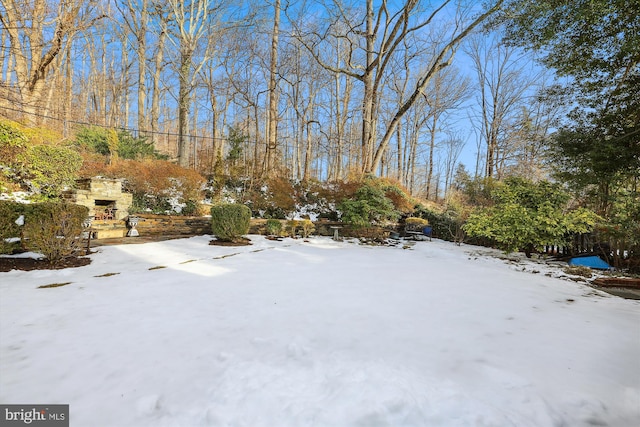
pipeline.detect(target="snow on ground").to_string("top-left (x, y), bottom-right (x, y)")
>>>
top-left (1, 236), bottom-right (639, 427)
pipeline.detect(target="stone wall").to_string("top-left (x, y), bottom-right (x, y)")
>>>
top-left (249, 219), bottom-right (358, 237)
top-left (134, 214), bottom-right (211, 236)
top-left (91, 214), bottom-right (381, 240)
top-left (124, 216), bottom-right (355, 238)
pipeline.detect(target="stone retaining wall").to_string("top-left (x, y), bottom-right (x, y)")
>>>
top-left (134, 214), bottom-right (211, 236)
top-left (134, 216), bottom-right (353, 237)
top-left (93, 214), bottom-right (387, 240)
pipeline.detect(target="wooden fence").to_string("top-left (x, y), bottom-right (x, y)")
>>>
top-left (544, 232), bottom-right (637, 270)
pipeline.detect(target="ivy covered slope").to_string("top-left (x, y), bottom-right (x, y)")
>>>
top-left (0, 121), bottom-right (81, 198)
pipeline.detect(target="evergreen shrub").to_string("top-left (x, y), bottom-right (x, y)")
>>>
top-left (338, 180), bottom-right (400, 228)
top-left (463, 178), bottom-right (600, 256)
top-left (0, 121), bottom-right (28, 164)
top-left (211, 204), bottom-right (251, 242)
top-left (16, 144), bottom-right (82, 197)
top-left (74, 126), bottom-right (163, 160)
top-left (265, 219), bottom-right (283, 236)
top-left (0, 201), bottom-right (27, 254)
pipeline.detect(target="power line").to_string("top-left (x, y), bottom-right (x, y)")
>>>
top-left (0, 105), bottom-right (228, 142)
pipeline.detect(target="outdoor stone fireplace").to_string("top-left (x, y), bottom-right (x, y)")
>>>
top-left (64, 177), bottom-right (133, 221)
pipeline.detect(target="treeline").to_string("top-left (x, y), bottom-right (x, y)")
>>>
top-left (2, 0), bottom-right (558, 198)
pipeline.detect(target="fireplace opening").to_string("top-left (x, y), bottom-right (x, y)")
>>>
top-left (95, 200), bottom-right (115, 208)
top-left (94, 200), bottom-right (117, 220)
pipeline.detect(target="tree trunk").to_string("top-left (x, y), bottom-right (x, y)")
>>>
top-left (150, 26), bottom-right (166, 151)
top-left (177, 49), bottom-right (192, 168)
top-left (63, 44), bottom-right (72, 137)
top-left (361, 0), bottom-right (376, 173)
top-left (135, 0), bottom-right (149, 134)
top-left (426, 114), bottom-right (437, 199)
top-left (265, 0), bottom-right (281, 174)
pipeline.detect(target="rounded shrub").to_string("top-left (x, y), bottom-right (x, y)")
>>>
top-left (23, 202), bottom-right (89, 263)
top-left (211, 203), bottom-right (251, 242)
top-left (265, 219), bottom-right (283, 236)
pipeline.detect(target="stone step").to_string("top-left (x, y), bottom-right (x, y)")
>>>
top-left (94, 227), bottom-right (127, 239)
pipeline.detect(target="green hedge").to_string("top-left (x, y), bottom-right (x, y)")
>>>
top-left (211, 203), bottom-right (251, 242)
top-left (0, 201), bottom-right (28, 254)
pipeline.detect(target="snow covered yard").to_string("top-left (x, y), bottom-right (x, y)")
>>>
top-left (1, 235), bottom-right (639, 427)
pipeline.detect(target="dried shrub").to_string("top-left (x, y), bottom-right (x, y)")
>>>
top-left (405, 217), bottom-right (429, 227)
top-left (78, 151), bottom-right (110, 177)
top-left (350, 226), bottom-right (389, 241)
top-left (326, 181), bottom-right (360, 203)
top-left (84, 159), bottom-right (205, 214)
top-left (241, 177), bottom-right (296, 219)
top-left (23, 202), bottom-right (89, 264)
top-left (114, 159), bottom-right (204, 201)
top-left (300, 219), bottom-right (315, 238)
top-left (378, 177), bottom-right (415, 214)
top-left (563, 265), bottom-right (593, 278)
top-left (286, 220), bottom-right (300, 237)
top-left (211, 204), bottom-right (251, 242)
top-left (197, 202), bottom-right (213, 216)
top-left (266, 177), bottom-right (296, 213)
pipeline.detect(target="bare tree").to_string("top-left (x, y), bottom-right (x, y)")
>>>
top-left (291, 0), bottom-right (504, 174)
top-left (0, 0), bottom-right (103, 121)
top-left (423, 64), bottom-right (470, 198)
top-left (466, 33), bottom-right (541, 179)
top-left (166, 0), bottom-right (227, 167)
top-left (264, 0), bottom-right (281, 174)
top-left (149, 3), bottom-right (169, 150)
top-left (370, 2), bottom-right (504, 174)
top-left (221, 21), bottom-right (269, 179)
top-left (440, 131), bottom-right (465, 198)
top-left (116, 0), bottom-right (151, 133)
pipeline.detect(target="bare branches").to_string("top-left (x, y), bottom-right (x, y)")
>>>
top-left (1, 0), bottom-right (105, 121)
top-left (370, 0), bottom-right (505, 172)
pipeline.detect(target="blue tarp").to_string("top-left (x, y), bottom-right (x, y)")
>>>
top-left (569, 256), bottom-right (612, 270)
